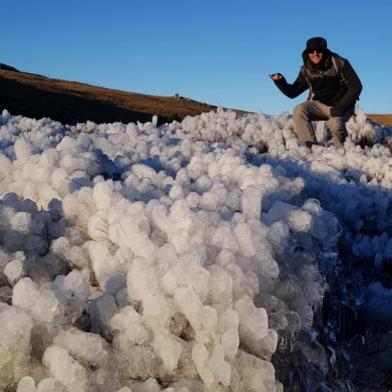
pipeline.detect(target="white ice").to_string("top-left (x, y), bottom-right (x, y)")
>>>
top-left (0, 107), bottom-right (391, 391)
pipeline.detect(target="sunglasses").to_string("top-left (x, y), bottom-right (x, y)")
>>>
top-left (308, 49), bottom-right (323, 55)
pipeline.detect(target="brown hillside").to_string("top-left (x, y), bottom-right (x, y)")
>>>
top-left (0, 68), bottom-right (239, 126)
top-left (367, 114), bottom-right (392, 127)
top-left (0, 67), bottom-right (390, 127)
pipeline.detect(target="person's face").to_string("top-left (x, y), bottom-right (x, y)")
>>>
top-left (308, 49), bottom-right (323, 64)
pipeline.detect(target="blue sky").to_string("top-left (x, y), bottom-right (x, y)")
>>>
top-left (2, 0), bottom-right (391, 114)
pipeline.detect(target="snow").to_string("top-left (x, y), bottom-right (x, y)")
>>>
top-left (0, 106), bottom-right (391, 391)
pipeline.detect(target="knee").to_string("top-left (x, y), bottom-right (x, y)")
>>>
top-left (293, 103), bottom-right (308, 119)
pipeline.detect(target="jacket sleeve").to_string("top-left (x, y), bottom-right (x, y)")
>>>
top-left (273, 71), bottom-right (308, 99)
top-left (334, 60), bottom-right (362, 110)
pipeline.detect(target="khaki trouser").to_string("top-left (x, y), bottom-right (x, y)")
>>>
top-left (292, 101), bottom-right (354, 146)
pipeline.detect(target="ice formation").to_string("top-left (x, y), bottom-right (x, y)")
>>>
top-left (0, 107), bottom-right (391, 391)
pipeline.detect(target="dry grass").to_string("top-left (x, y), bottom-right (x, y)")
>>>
top-left (0, 69), bottom-right (247, 125)
top-left (367, 114), bottom-right (392, 127)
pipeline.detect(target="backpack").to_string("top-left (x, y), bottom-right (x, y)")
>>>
top-left (301, 54), bottom-right (347, 100)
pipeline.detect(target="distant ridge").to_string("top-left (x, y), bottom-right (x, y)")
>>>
top-left (0, 63), bottom-right (19, 72)
top-left (0, 67), bottom-right (239, 126)
top-left (0, 66), bottom-right (390, 126)
top-left (367, 114), bottom-right (392, 127)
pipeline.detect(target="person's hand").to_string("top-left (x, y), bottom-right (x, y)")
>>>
top-left (269, 73), bottom-right (283, 81)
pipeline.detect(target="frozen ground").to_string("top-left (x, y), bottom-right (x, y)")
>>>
top-left (0, 107), bottom-right (392, 391)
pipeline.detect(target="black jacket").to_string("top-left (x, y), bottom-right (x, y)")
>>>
top-left (274, 49), bottom-right (362, 111)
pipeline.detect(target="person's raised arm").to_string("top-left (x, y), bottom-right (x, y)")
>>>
top-left (270, 71), bottom-right (308, 99)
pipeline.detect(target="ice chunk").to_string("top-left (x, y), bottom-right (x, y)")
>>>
top-left (10, 212), bottom-right (32, 233)
top-left (152, 330), bottom-right (183, 371)
top-left (16, 376), bottom-right (36, 392)
top-left (112, 342), bottom-right (161, 380)
top-left (14, 138), bottom-right (33, 162)
top-left (4, 259), bottom-right (25, 286)
top-left (167, 201), bottom-right (194, 254)
top-left (169, 184), bottom-right (184, 201)
top-left (199, 305), bottom-right (218, 336)
top-left (53, 269), bottom-right (91, 302)
top-left (192, 343), bottom-right (214, 387)
top-left (93, 181), bottom-right (113, 210)
top-left (234, 223), bottom-right (256, 257)
top-left (242, 185), bottom-right (262, 220)
top-left (126, 122), bottom-right (139, 142)
top-left (235, 296), bottom-right (277, 360)
top-left (0, 152), bottom-right (13, 180)
top-left (194, 175), bottom-right (212, 193)
top-left (287, 209), bottom-right (313, 232)
top-left (0, 304), bottom-right (33, 390)
top-left (110, 306), bottom-right (149, 345)
top-left (53, 327), bottom-right (109, 368)
top-left (1, 108), bottom-right (11, 122)
top-left (43, 345), bottom-right (90, 392)
top-left (115, 287), bottom-right (129, 308)
top-left (87, 241), bottom-right (125, 294)
top-left (36, 378), bottom-right (67, 392)
top-left (174, 287), bottom-right (202, 337)
top-left (88, 294), bottom-right (119, 336)
top-left (236, 350), bottom-right (278, 392)
top-left (266, 221), bottom-right (290, 254)
top-left (12, 278), bottom-right (64, 327)
top-left (143, 294), bottom-right (174, 331)
top-left (108, 210), bottom-right (156, 260)
top-left (200, 191), bottom-right (219, 211)
top-left (221, 327), bottom-right (239, 360)
top-left (128, 378), bottom-right (161, 392)
top-left (117, 388), bottom-right (133, 392)
top-left (181, 261), bottom-right (210, 303)
top-left (235, 296), bottom-right (268, 335)
top-left (185, 192), bottom-right (200, 209)
top-left (208, 345), bottom-right (231, 386)
top-left (262, 201), bottom-right (295, 226)
top-left (127, 258), bottom-right (161, 302)
top-left (207, 266), bottom-right (233, 306)
top-left (211, 223), bottom-right (239, 254)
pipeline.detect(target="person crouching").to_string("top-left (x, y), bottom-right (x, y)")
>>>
top-left (270, 37), bottom-right (362, 148)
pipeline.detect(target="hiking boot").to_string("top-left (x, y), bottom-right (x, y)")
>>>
top-left (304, 141), bottom-right (314, 148)
top-left (297, 140), bottom-right (316, 149)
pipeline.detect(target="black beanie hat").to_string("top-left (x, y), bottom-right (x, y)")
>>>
top-left (305, 37), bottom-right (328, 52)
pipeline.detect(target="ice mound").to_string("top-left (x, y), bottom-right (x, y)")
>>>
top-left (0, 304), bottom-right (34, 389)
top-left (0, 108), bottom-right (390, 390)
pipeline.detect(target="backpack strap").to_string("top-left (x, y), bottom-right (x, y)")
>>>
top-left (300, 65), bottom-right (313, 100)
top-left (331, 55), bottom-right (347, 85)
top-left (301, 55), bottom-right (346, 100)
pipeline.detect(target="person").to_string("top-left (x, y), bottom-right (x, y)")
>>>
top-left (270, 37), bottom-right (362, 148)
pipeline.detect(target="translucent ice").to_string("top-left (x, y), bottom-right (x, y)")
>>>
top-left (54, 327), bottom-right (109, 368)
top-left (16, 376), bottom-right (36, 392)
top-left (43, 345), bottom-right (90, 392)
top-left (1, 109), bottom-right (389, 390)
top-left (4, 259), bottom-right (25, 286)
top-left (0, 304), bottom-right (33, 389)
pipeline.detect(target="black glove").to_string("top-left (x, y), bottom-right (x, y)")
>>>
top-left (269, 73), bottom-right (285, 83)
top-left (330, 107), bottom-right (344, 117)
